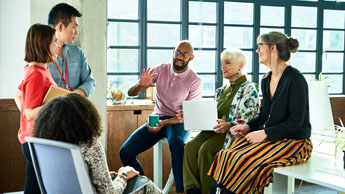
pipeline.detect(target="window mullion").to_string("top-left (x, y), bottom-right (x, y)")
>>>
top-left (253, 1), bottom-right (261, 84)
top-left (182, 0), bottom-right (188, 40)
top-left (285, 3), bottom-right (291, 36)
top-left (216, 0), bottom-right (224, 89)
top-left (316, 6), bottom-right (324, 79)
top-left (139, 0), bottom-right (147, 99)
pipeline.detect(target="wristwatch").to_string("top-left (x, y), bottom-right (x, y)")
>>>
top-left (119, 172), bottom-right (128, 181)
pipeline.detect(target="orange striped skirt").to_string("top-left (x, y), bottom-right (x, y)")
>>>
top-left (208, 136), bottom-right (313, 194)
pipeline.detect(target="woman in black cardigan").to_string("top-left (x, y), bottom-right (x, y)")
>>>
top-left (208, 31), bottom-right (312, 194)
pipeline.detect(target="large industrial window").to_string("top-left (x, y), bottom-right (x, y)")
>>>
top-left (107, 0), bottom-right (345, 97)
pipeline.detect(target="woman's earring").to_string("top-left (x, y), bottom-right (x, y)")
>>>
top-left (236, 69), bottom-right (241, 78)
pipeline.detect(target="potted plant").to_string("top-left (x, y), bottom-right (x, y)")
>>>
top-left (333, 118), bottom-right (345, 158)
top-left (107, 76), bottom-right (126, 105)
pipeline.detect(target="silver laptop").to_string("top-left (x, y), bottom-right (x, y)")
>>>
top-left (182, 100), bottom-right (218, 131)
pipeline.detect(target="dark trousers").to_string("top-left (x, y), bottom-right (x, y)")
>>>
top-left (120, 116), bottom-right (190, 193)
top-left (210, 181), bottom-right (236, 194)
top-left (22, 143), bottom-right (41, 194)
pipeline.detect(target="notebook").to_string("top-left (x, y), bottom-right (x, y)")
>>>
top-left (42, 85), bottom-right (71, 104)
top-left (123, 175), bottom-right (151, 194)
top-left (182, 100), bottom-right (218, 131)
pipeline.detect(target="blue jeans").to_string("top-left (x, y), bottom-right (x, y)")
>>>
top-left (120, 116), bottom-right (190, 193)
top-left (22, 143), bottom-right (41, 194)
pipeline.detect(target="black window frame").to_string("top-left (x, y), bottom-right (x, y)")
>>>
top-left (107, 0), bottom-right (345, 98)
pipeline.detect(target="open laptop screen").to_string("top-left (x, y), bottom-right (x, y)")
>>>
top-left (182, 100), bottom-right (218, 131)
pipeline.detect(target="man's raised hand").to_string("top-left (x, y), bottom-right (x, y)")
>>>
top-left (139, 68), bottom-right (158, 88)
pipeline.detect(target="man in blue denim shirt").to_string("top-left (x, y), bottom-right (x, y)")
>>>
top-left (47, 3), bottom-right (95, 96)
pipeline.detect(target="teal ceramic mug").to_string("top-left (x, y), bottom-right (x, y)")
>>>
top-left (148, 115), bottom-right (160, 127)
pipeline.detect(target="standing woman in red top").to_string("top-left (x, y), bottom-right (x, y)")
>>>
top-left (13, 23), bottom-right (60, 194)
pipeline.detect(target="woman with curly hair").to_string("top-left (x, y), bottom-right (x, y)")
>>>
top-left (33, 93), bottom-right (161, 194)
top-left (208, 31), bottom-right (312, 194)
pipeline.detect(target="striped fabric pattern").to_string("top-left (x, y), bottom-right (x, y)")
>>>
top-left (208, 136), bottom-right (313, 194)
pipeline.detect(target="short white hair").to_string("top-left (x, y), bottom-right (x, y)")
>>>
top-left (221, 48), bottom-right (247, 67)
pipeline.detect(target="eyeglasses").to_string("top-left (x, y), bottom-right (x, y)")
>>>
top-left (257, 44), bottom-right (271, 51)
top-left (174, 49), bottom-right (193, 58)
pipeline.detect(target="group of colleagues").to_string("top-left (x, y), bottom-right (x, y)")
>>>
top-left (14, 2), bottom-right (313, 194)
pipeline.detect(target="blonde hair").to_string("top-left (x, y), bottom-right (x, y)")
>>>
top-left (221, 48), bottom-right (247, 73)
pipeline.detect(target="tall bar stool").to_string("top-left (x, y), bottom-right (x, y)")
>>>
top-left (153, 138), bottom-right (174, 194)
top-left (153, 132), bottom-right (199, 194)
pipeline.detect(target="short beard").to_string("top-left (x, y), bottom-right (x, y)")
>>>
top-left (173, 59), bottom-right (189, 71)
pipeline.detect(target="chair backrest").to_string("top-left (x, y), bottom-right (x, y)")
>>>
top-left (25, 137), bottom-right (96, 194)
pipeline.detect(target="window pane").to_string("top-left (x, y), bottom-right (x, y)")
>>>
top-left (291, 29), bottom-right (317, 50)
top-left (224, 27), bottom-right (253, 49)
top-left (326, 75), bottom-right (343, 93)
top-left (107, 49), bottom-right (138, 72)
top-left (304, 74), bottom-right (316, 82)
top-left (147, 0), bottom-right (180, 21)
top-left (243, 51), bottom-right (253, 73)
top-left (107, 22), bottom-right (138, 46)
top-left (292, 6), bottom-right (317, 28)
top-left (190, 50), bottom-right (216, 72)
top-left (147, 24), bottom-right (180, 47)
top-left (189, 2), bottom-right (216, 23)
top-left (199, 75), bottom-right (215, 96)
top-left (260, 28), bottom-right (284, 35)
top-left (246, 74), bottom-right (253, 83)
top-left (189, 25), bottom-right (216, 48)
top-left (258, 74), bottom-right (265, 95)
top-left (259, 63), bottom-right (270, 73)
top-left (224, 2), bottom-right (253, 25)
top-left (324, 10), bottom-right (345, 29)
top-left (323, 31), bottom-right (344, 51)
top-left (147, 50), bottom-right (172, 69)
top-left (107, 0), bottom-right (138, 19)
top-left (290, 52), bottom-right (316, 72)
top-left (260, 6), bottom-right (285, 26)
top-left (108, 75), bottom-right (139, 93)
top-left (322, 53), bottom-right (344, 73)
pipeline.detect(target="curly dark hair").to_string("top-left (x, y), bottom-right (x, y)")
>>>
top-left (33, 93), bottom-right (102, 146)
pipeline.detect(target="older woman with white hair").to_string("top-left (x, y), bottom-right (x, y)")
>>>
top-left (208, 31), bottom-right (312, 194)
top-left (179, 48), bottom-right (260, 194)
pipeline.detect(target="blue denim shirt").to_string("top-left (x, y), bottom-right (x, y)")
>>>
top-left (47, 43), bottom-right (95, 96)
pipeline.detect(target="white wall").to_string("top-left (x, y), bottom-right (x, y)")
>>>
top-left (0, 0), bottom-right (30, 98)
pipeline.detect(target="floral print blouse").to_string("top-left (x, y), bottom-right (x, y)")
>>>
top-left (80, 140), bottom-right (161, 194)
top-left (215, 81), bottom-right (260, 149)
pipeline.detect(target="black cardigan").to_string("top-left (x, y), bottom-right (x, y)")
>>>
top-left (247, 66), bottom-right (311, 142)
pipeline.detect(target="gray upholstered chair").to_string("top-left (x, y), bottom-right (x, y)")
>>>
top-left (25, 137), bottom-right (95, 194)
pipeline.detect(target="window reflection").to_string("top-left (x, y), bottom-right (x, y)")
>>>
top-left (147, 24), bottom-right (180, 47)
top-left (147, 0), bottom-right (180, 21)
top-left (224, 27), bottom-right (253, 49)
top-left (107, 22), bottom-right (138, 46)
top-left (260, 6), bottom-right (285, 26)
top-left (189, 25), bottom-right (216, 48)
top-left (323, 31), bottom-right (344, 51)
top-left (107, 49), bottom-right (138, 72)
top-left (292, 6), bottom-right (317, 28)
top-left (224, 2), bottom-right (253, 25)
top-left (189, 1), bottom-right (216, 23)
